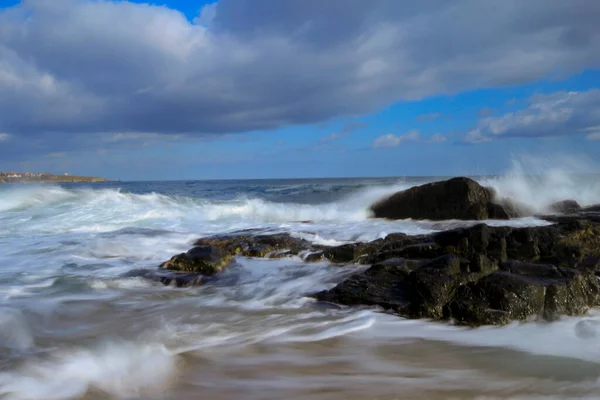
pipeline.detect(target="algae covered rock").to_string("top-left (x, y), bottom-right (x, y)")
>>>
top-left (194, 233), bottom-right (311, 257)
top-left (447, 271), bottom-right (547, 325)
top-left (160, 245), bottom-right (232, 275)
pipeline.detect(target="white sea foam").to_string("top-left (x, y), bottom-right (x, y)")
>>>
top-left (480, 154), bottom-right (600, 213)
top-left (0, 342), bottom-right (177, 400)
top-left (0, 308), bottom-right (34, 351)
top-left (359, 311), bottom-right (600, 365)
top-left (0, 174), bottom-right (599, 399)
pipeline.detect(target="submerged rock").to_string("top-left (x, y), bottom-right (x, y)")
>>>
top-left (369, 177), bottom-right (519, 221)
top-left (126, 269), bottom-right (208, 287)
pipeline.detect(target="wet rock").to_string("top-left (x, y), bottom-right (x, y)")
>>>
top-left (575, 256), bottom-right (600, 275)
top-left (314, 261), bottom-right (412, 313)
top-left (323, 244), bottom-right (359, 264)
top-left (447, 271), bottom-right (547, 325)
top-left (160, 245), bottom-right (232, 275)
top-left (365, 242), bottom-right (445, 264)
top-left (555, 221), bottom-right (600, 259)
top-left (543, 271), bottom-right (600, 321)
top-left (583, 204), bottom-right (600, 212)
top-left (489, 196), bottom-right (535, 219)
top-left (409, 255), bottom-right (463, 319)
top-left (242, 244), bottom-right (274, 258)
top-left (314, 220), bottom-right (600, 326)
top-left (549, 200), bottom-right (581, 214)
top-left (499, 259), bottom-right (564, 278)
top-left (267, 249), bottom-right (294, 259)
top-left (448, 264), bottom-right (600, 325)
top-left (542, 212), bottom-right (600, 224)
top-left (370, 177), bottom-right (515, 221)
top-left (303, 251), bottom-right (325, 262)
top-left (194, 233), bottom-right (312, 257)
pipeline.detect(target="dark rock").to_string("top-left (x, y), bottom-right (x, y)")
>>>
top-left (242, 244), bottom-right (274, 258)
top-left (543, 272), bottom-right (600, 321)
top-left (370, 177), bottom-right (515, 221)
top-left (500, 259), bottom-right (564, 279)
top-left (303, 251), bottom-right (325, 262)
top-left (447, 271), bottom-right (547, 325)
top-left (314, 220), bottom-right (600, 326)
top-left (487, 202), bottom-right (513, 220)
top-left (576, 256), bottom-right (600, 274)
top-left (494, 197), bottom-right (535, 218)
top-left (160, 245), bottom-right (232, 275)
top-left (549, 200), bottom-right (582, 214)
top-left (314, 262), bottom-right (412, 314)
top-left (323, 244), bottom-right (359, 264)
top-left (409, 255), bottom-right (463, 319)
top-left (366, 242), bottom-right (445, 264)
top-left (583, 204), bottom-right (600, 212)
top-left (541, 212), bottom-right (600, 224)
top-left (435, 223), bottom-right (508, 260)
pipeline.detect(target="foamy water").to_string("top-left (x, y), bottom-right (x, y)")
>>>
top-left (1, 169), bottom-right (600, 399)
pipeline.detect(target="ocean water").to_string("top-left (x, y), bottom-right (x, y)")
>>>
top-left (1, 171), bottom-right (600, 399)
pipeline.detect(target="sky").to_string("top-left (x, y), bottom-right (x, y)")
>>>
top-left (0, 0), bottom-right (599, 180)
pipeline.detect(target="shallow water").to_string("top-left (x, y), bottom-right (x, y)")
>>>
top-left (1, 173), bottom-right (600, 399)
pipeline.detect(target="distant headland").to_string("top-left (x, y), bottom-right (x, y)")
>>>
top-left (0, 171), bottom-right (111, 184)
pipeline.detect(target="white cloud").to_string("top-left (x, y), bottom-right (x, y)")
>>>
top-left (319, 132), bottom-right (345, 143)
top-left (587, 132), bottom-right (600, 141)
top-left (465, 89), bottom-right (600, 142)
top-left (0, 133), bottom-right (9, 141)
top-left (104, 133), bottom-right (172, 142)
top-left (194, 3), bottom-right (217, 26)
top-left (582, 126), bottom-right (600, 141)
top-left (428, 133), bottom-right (447, 143)
top-left (372, 130), bottom-right (420, 148)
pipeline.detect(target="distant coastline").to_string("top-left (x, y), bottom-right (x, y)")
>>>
top-left (0, 172), bottom-right (111, 184)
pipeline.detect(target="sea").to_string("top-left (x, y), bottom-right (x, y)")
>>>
top-left (1, 169), bottom-right (600, 399)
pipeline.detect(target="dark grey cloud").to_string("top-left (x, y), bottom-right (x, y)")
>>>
top-left (1, 0), bottom-right (600, 155)
top-left (465, 89), bottom-right (600, 142)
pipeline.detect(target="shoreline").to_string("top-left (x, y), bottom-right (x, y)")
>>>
top-left (0, 177), bottom-right (113, 184)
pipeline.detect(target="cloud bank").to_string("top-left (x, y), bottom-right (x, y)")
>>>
top-left (0, 0), bottom-right (599, 160)
top-left (2, 1), bottom-right (600, 135)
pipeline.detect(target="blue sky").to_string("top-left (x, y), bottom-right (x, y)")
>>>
top-left (1, 0), bottom-right (599, 180)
